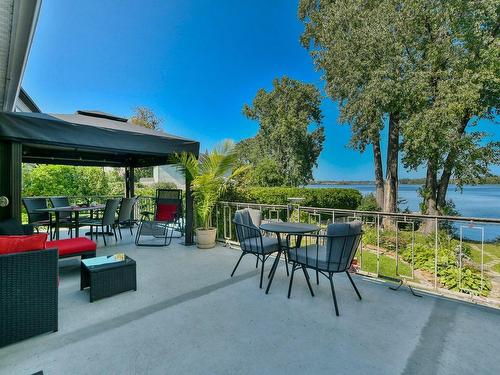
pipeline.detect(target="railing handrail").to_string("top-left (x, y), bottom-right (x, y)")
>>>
top-left (218, 201), bottom-right (500, 224)
top-left (218, 201), bottom-right (289, 209)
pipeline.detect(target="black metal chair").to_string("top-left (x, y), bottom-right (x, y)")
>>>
top-left (286, 221), bottom-right (363, 316)
top-left (231, 208), bottom-right (280, 289)
top-left (80, 199), bottom-right (120, 246)
top-left (22, 197), bottom-right (52, 235)
top-left (116, 197), bottom-right (139, 239)
top-left (49, 196), bottom-right (78, 238)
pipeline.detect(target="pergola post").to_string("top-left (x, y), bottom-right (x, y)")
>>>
top-left (184, 173), bottom-right (195, 245)
top-left (125, 167), bottom-right (135, 198)
top-left (0, 141), bottom-right (22, 221)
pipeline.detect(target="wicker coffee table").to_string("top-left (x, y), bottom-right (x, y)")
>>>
top-left (80, 254), bottom-right (137, 302)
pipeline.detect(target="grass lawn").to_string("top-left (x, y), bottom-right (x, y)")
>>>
top-left (492, 263), bottom-right (500, 274)
top-left (356, 250), bottom-right (414, 280)
top-left (484, 242), bottom-right (500, 258)
top-left (468, 242), bottom-right (500, 267)
top-left (469, 246), bottom-right (494, 265)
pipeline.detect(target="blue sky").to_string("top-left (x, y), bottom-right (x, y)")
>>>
top-left (22, 0), bottom-right (498, 180)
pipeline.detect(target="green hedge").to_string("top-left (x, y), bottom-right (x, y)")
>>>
top-left (221, 186), bottom-right (362, 210)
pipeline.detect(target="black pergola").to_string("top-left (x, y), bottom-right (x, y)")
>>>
top-left (0, 110), bottom-right (200, 244)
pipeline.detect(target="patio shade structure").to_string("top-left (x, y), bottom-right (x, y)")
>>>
top-left (0, 110), bottom-right (200, 244)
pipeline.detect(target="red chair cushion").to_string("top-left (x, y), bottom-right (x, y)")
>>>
top-left (46, 237), bottom-right (96, 257)
top-left (0, 233), bottom-right (48, 255)
top-left (156, 203), bottom-right (178, 222)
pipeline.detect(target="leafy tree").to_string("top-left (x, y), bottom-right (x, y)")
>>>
top-left (245, 158), bottom-right (286, 187)
top-left (239, 76), bottom-right (325, 187)
top-left (398, 0), bottom-right (500, 218)
top-left (130, 106), bottom-right (164, 181)
top-left (299, 0), bottom-right (499, 216)
top-left (23, 165), bottom-right (110, 197)
top-left (299, 0), bottom-right (406, 212)
top-left (130, 106), bottom-right (163, 130)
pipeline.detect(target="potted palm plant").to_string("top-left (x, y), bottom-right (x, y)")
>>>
top-left (176, 140), bottom-right (245, 249)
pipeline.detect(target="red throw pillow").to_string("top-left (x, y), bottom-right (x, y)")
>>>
top-left (0, 233), bottom-right (48, 255)
top-left (155, 203), bottom-right (178, 222)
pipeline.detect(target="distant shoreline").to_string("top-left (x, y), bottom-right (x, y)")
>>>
top-left (312, 177), bottom-right (500, 185)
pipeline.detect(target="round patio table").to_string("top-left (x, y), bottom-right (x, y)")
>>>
top-left (260, 222), bottom-right (319, 294)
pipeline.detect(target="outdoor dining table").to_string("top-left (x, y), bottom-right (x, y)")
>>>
top-left (36, 204), bottom-right (105, 240)
top-left (260, 222), bottom-right (320, 294)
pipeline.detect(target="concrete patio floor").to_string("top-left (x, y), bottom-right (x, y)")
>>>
top-left (1, 229), bottom-right (500, 375)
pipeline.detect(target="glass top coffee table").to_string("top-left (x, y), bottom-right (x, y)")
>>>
top-left (80, 253), bottom-right (137, 302)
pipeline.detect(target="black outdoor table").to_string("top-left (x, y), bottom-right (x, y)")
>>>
top-left (80, 254), bottom-right (137, 302)
top-left (260, 222), bottom-right (319, 294)
top-left (36, 204), bottom-right (105, 239)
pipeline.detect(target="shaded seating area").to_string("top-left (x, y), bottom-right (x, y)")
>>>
top-left (0, 110), bottom-right (200, 244)
top-left (0, 110), bottom-right (200, 348)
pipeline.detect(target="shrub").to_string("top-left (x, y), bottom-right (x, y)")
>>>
top-left (438, 266), bottom-right (491, 296)
top-left (362, 226), bottom-right (489, 296)
top-left (221, 186), bottom-right (362, 210)
top-left (357, 193), bottom-right (381, 211)
top-left (135, 182), bottom-right (177, 197)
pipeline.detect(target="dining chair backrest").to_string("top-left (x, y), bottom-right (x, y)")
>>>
top-left (118, 197), bottom-right (138, 222)
top-left (325, 221), bottom-right (363, 272)
top-left (22, 197), bottom-right (49, 223)
top-left (234, 209), bottom-right (261, 241)
top-left (246, 208), bottom-right (262, 227)
top-left (49, 196), bottom-right (71, 220)
top-left (101, 199), bottom-right (120, 226)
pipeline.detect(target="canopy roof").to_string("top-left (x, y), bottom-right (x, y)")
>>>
top-left (0, 110), bottom-right (199, 167)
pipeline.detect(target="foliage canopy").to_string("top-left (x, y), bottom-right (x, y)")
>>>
top-left (237, 76), bottom-right (325, 187)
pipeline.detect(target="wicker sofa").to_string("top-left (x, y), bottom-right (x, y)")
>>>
top-left (0, 218), bottom-right (97, 347)
top-left (0, 247), bottom-right (58, 348)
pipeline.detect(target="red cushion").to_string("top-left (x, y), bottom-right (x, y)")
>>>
top-left (156, 203), bottom-right (178, 222)
top-left (46, 237), bottom-right (96, 256)
top-left (0, 234), bottom-right (48, 255)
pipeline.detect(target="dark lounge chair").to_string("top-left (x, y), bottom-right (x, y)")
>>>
top-left (80, 198), bottom-right (120, 246)
top-left (231, 208), bottom-right (279, 288)
top-left (22, 197), bottom-right (52, 235)
top-left (286, 221), bottom-right (363, 316)
top-left (116, 197), bottom-right (139, 239)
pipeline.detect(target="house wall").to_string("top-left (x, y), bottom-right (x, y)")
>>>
top-left (153, 165), bottom-right (185, 189)
top-left (0, 0), bottom-right (14, 110)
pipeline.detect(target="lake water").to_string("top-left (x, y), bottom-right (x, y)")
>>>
top-left (308, 184), bottom-right (500, 241)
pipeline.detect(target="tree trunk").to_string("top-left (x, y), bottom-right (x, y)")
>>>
top-left (373, 135), bottom-right (384, 210)
top-left (423, 158), bottom-right (439, 233)
top-left (383, 114), bottom-right (399, 213)
top-left (424, 159), bottom-right (439, 215)
top-left (437, 115), bottom-right (469, 211)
